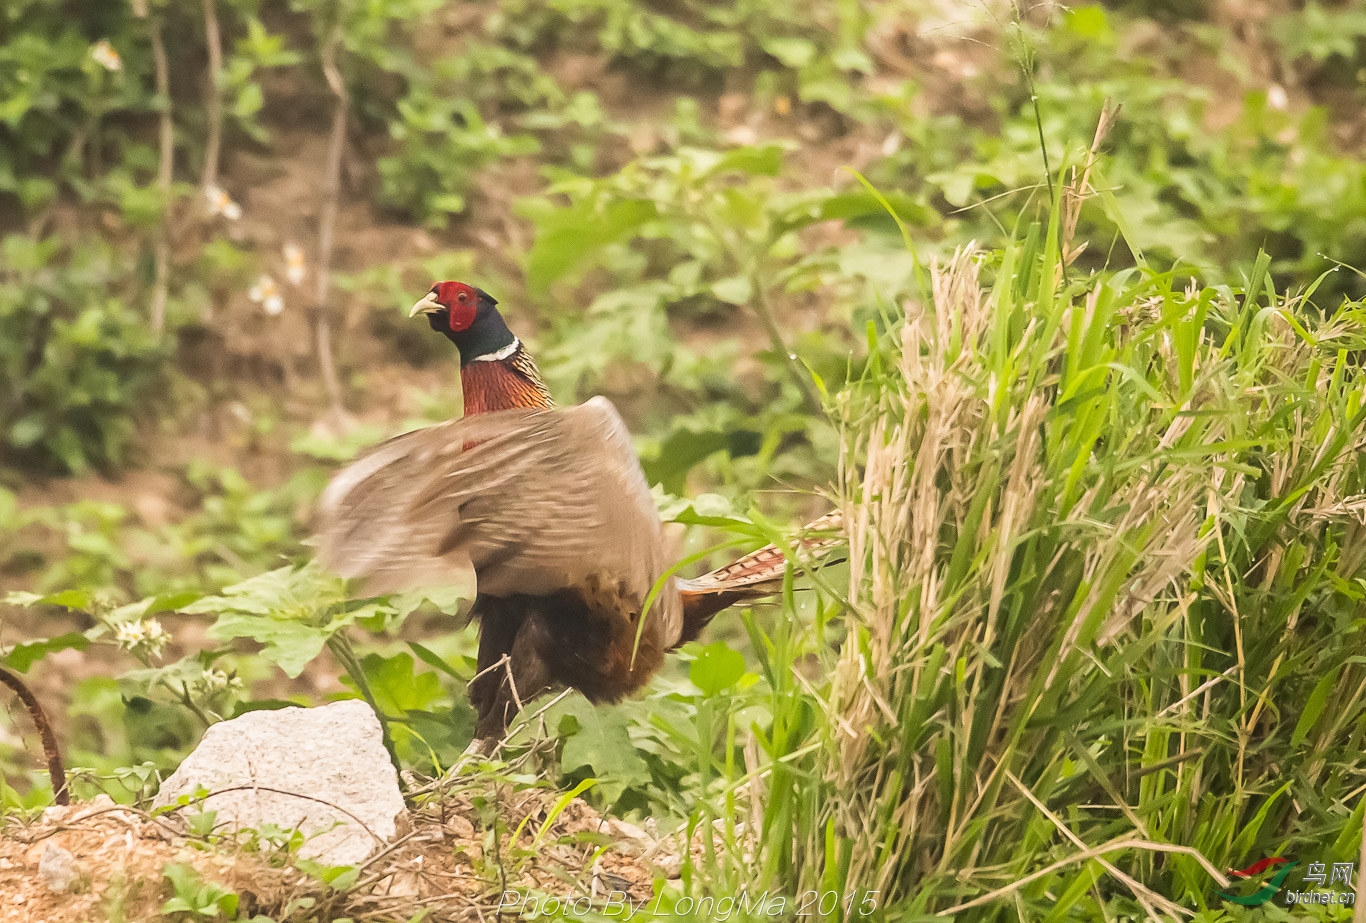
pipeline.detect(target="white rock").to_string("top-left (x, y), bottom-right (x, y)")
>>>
top-left (39, 804), bottom-right (70, 825)
top-left (153, 700), bottom-right (406, 866)
top-left (39, 842), bottom-right (78, 893)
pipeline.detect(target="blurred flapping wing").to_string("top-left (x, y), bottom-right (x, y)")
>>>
top-left (317, 398), bottom-right (680, 639)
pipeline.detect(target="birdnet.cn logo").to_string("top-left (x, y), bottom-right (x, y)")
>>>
top-left (1215, 857), bottom-right (1356, 908)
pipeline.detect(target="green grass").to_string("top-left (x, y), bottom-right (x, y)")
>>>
top-left (675, 196), bottom-right (1366, 918)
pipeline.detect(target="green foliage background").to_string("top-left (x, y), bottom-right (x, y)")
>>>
top-left (2, 0), bottom-right (1366, 919)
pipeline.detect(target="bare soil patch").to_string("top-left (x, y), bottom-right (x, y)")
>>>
top-left (0, 787), bottom-right (667, 922)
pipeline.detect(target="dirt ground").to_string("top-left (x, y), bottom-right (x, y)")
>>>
top-left (0, 786), bottom-right (673, 922)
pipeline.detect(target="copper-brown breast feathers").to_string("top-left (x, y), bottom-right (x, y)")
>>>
top-left (460, 352), bottom-right (554, 415)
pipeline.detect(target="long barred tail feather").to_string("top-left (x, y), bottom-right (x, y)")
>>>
top-left (675, 510), bottom-right (844, 644)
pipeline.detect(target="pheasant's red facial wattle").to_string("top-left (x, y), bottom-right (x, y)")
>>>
top-left (413, 280), bottom-right (553, 411)
top-left (435, 281), bottom-right (479, 332)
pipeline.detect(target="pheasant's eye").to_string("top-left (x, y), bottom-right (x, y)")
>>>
top-left (457, 292), bottom-right (468, 302)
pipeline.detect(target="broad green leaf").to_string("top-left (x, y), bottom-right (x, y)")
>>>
top-left (549, 698), bottom-right (650, 803)
top-left (641, 427), bottom-right (760, 494)
top-left (407, 642), bottom-right (467, 682)
top-left (761, 37), bottom-right (816, 68)
top-left (711, 275), bottom-right (753, 304)
top-left (5, 589), bottom-right (93, 610)
top-left (2, 632), bottom-right (88, 673)
top-left (205, 614), bottom-right (333, 679)
top-left (524, 198), bottom-right (657, 294)
top-left (708, 143), bottom-right (785, 177)
top-left (689, 641), bottom-right (746, 696)
top-left (352, 652), bottom-right (444, 714)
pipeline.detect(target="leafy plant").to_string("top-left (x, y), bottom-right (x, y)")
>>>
top-left (520, 144), bottom-right (910, 497)
top-left (161, 862), bottom-right (240, 918)
top-left (1274, 2), bottom-right (1366, 67)
top-left (0, 0), bottom-right (149, 211)
top-left (376, 85), bottom-right (538, 224)
top-left (220, 17), bottom-right (305, 145)
top-left (16, 462), bottom-right (318, 602)
top-left (495, 0), bottom-right (853, 80)
top-left (0, 236), bottom-right (168, 473)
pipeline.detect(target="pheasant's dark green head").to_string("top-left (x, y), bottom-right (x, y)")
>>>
top-left (410, 281), bottom-right (515, 367)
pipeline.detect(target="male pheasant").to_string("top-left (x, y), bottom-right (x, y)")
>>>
top-left (318, 281), bottom-right (839, 742)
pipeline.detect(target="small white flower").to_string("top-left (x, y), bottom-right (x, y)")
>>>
top-left (113, 621), bottom-right (143, 647)
top-left (198, 668), bottom-right (241, 693)
top-left (724, 125), bottom-right (759, 146)
top-left (249, 274), bottom-right (284, 315)
top-left (204, 185), bottom-right (242, 221)
top-left (283, 243), bottom-right (306, 286)
top-left (115, 618), bottom-right (168, 657)
top-left (1267, 84), bottom-right (1289, 112)
top-left (90, 40), bottom-right (122, 72)
top-left (227, 401), bottom-right (253, 425)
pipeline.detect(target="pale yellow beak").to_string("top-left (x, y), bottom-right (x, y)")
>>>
top-left (409, 291), bottom-right (441, 318)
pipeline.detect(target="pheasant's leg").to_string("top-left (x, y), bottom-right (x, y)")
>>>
top-left (469, 596), bottom-right (525, 740)
top-left (500, 617), bottom-right (552, 728)
top-left (470, 596), bottom-right (553, 741)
